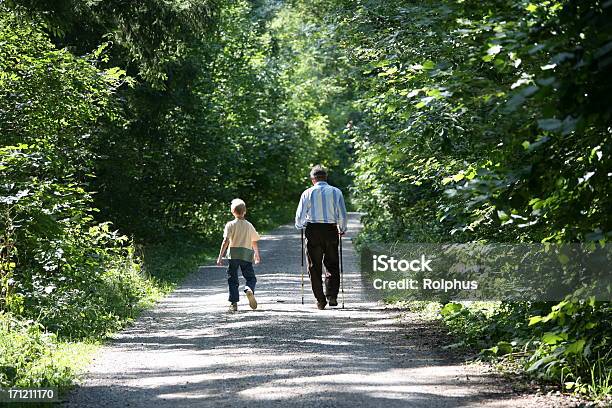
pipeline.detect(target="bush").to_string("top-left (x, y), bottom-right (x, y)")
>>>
top-left (26, 227), bottom-right (163, 339)
top-left (440, 300), bottom-right (612, 401)
top-left (0, 5), bottom-right (162, 340)
top-left (0, 312), bottom-right (75, 388)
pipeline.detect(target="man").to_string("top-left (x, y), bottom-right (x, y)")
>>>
top-left (295, 165), bottom-right (348, 309)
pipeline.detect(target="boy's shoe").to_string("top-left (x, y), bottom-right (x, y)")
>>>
top-left (245, 288), bottom-right (257, 310)
top-left (229, 302), bottom-right (238, 312)
top-left (317, 300), bottom-right (327, 310)
top-left (327, 296), bottom-right (338, 307)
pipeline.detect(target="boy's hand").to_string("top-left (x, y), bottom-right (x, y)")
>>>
top-left (216, 257), bottom-right (224, 266)
top-left (254, 253), bottom-right (261, 264)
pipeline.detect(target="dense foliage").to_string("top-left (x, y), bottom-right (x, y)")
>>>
top-left (312, 0), bottom-right (611, 399)
top-left (5, 0), bottom-right (349, 238)
top-left (0, 0), bottom-right (609, 399)
top-left (0, 6), bottom-right (159, 337)
top-left (324, 0), bottom-right (612, 245)
top-left (0, 0), bottom-right (350, 388)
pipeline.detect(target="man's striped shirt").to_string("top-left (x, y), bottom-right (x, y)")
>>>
top-left (295, 181), bottom-right (347, 233)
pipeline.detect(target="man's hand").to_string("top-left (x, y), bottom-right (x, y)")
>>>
top-left (216, 257), bottom-right (224, 266)
top-left (254, 253), bottom-right (261, 265)
top-left (338, 229), bottom-right (346, 236)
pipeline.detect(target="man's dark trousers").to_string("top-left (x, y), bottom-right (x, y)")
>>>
top-left (305, 223), bottom-right (340, 303)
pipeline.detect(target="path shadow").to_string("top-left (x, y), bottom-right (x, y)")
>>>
top-left (63, 214), bottom-right (521, 408)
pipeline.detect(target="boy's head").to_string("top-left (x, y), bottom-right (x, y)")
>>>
top-left (230, 198), bottom-right (247, 218)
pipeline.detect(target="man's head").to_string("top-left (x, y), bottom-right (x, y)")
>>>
top-left (309, 165), bottom-right (327, 184)
top-left (230, 198), bottom-right (247, 218)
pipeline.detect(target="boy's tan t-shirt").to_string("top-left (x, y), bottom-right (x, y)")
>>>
top-left (223, 218), bottom-right (260, 262)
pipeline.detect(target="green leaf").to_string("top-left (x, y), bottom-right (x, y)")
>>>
top-left (378, 66), bottom-right (398, 77)
top-left (440, 303), bottom-right (462, 316)
top-left (105, 66), bottom-right (126, 80)
top-left (563, 339), bottom-right (586, 355)
top-left (93, 42), bottom-right (109, 58)
top-left (483, 345), bottom-right (499, 355)
top-left (542, 332), bottom-right (565, 345)
top-left (527, 355), bottom-right (555, 372)
top-left (422, 60), bottom-right (436, 70)
top-left (552, 300), bottom-right (569, 311)
top-left (497, 210), bottom-right (509, 221)
top-left (528, 316), bottom-right (543, 326)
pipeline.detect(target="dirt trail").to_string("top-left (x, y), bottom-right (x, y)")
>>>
top-left (64, 213), bottom-right (571, 407)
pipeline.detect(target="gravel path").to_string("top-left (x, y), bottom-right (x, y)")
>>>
top-left (64, 213), bottom-right (575, 407)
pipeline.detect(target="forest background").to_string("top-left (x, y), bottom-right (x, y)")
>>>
top-left (0, 0), bottom-right (610, 401)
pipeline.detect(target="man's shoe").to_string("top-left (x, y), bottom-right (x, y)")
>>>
top-left (245, 288), bottom-right (257, 310)
top-left (229, 302), bottom-right (238, 312)
top-left (327, 296), bottom-right (338, 307)
top-left (317, 300), bottom-right (327, 310)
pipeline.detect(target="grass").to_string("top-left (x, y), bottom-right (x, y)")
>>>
top-left (586, 356), bottom-right (612, 403)
top-left (0, 313), bottom-right (97, 389)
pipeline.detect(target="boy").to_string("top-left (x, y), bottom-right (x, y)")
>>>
top-left (217, 198), bottom-right (261, 312)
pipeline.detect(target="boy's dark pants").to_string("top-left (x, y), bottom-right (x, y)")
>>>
top-left (227, 259), bottom-right (257, 303)
top-left (305, 223), bottom-right (340, 303)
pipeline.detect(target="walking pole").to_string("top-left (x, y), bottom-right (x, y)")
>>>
top-left (340, 234), bottom-right (344, 309)
top-left (301, 229), bottom-right (304, 305)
